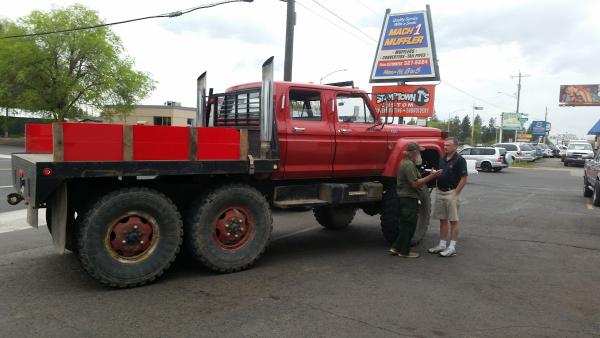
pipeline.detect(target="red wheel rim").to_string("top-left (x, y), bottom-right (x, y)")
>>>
top-left (212, 206), bottom-right (254, 250)
top-left (104, 212), bottom-right (160, 263)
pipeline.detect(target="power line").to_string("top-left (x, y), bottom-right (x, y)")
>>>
top-left (296, 1), bottom-right (375, 47)
top-left (351, 0), bottom-right (380, 17)
top-left (0, 0), bottom-right (253, 40)
top-left (310, 0), bottom-right (377, 42)
top-left (444, 81), bottom-right (510, 112)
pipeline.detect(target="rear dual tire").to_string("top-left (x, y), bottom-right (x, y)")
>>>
top-left (76, 188), bottom-right (183, 288)
top-left (184, 184), bottom-right (272, 273)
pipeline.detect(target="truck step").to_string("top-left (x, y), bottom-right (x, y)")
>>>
top-left (273, 182), bottom-right (383, 208)
top-left (274, 199), bottom-right (328, 208)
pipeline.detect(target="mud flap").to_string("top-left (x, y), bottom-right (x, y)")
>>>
top-left (49, 183), bottom-right (68, 254)
top-left (26, 204), bottom-right (39, 229)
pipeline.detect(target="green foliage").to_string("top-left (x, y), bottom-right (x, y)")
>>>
top-left (459, 115), bottom-right (471, 143)
top-left (0, 4), bottom-right (155, 121)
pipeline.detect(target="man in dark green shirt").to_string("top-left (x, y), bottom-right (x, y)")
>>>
top-left (390, 142), bottom-right (442, 258)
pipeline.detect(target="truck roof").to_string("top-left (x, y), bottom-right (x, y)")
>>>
top-left (227, 81), bottom-right (367, 94)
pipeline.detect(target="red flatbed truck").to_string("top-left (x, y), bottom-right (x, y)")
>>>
top-left (7, 57), bottom-right (446, 287)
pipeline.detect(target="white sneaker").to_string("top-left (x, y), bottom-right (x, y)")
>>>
top-left (439, 247), bottom-right (457, 257)
top-left (428, 244), bottom-right (446, 254)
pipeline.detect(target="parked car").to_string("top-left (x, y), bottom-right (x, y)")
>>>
top-left (531, 144), bottom-right (543, 159)
top-left (459, 146), bottom-right (512, 172)
top-left (564, 142), bottom-right (595, 166)
top-left (547, 144), bottom-right (560, 158)
top-left (535, 143), bottom-right (553, 158)
top-left (493, 142), bottom-right (536, 162)
top-left (558, 144), bottom-right (568, 161)
top-left (583, 149), bottom-right (600, 206)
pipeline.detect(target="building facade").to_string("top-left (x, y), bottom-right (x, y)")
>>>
top-left (104, 102), bottom-right (196, 126)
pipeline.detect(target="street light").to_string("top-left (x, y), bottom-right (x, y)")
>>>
top-left (320, 68), bottom-right (348, 84)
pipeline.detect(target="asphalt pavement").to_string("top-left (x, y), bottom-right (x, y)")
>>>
top-left (0, 158), bottom-right (599, 337)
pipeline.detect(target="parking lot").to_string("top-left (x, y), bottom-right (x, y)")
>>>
top-left (0, 151), bottom-right (599, 337)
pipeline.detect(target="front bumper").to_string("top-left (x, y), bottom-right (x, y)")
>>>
top-left (565, 157), bottom-right (590, 164)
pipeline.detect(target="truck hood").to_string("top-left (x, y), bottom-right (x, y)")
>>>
top-left (382, 124), bottom-right (442, 138)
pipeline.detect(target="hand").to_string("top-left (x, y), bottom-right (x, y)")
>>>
top-left (431, 169), bottom-right (443, 177)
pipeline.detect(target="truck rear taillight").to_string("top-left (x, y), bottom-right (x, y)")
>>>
top-left (42, 168), bottom-right (53, 176)
top-left (496, 158), bottom-right (503, 163)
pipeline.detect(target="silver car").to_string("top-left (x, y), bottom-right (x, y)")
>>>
top-left (459, 147), bottom-right (512, 172)
top-left (493, 142), bottom-right (536, 162)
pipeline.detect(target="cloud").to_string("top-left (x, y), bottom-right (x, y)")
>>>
top-left (160, 16), bottom-right (280, 45)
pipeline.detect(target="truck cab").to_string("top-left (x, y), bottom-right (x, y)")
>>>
top-left (221, 81), bottom-right (444, 180)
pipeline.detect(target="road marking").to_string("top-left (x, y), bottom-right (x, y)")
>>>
top-left (0, 209), bottom-right (47, 234)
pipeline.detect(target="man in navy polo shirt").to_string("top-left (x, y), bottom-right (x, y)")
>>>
top-left (428, 137), bottom-right (468, 257)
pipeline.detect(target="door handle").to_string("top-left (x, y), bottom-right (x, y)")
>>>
top-left (293, 127), bottom-right (305, 133)
top-left (338, 128), bottom-right (352, 133)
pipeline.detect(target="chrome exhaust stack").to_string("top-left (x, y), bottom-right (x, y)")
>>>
top-left (260, 56), bottom-right (274, 158)
top-left (196, 72), bottom-right (207, 127)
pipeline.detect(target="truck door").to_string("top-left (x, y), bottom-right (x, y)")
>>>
top-left (333, 93), bottom-right (388, 177)
top-left (281, 88), bottom-right (334, 179)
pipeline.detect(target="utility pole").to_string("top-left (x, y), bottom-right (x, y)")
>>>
top-left (283, 0), bottom-right (295, 81)
top-left (510, 71), bottom-right (530, 142)
top-left (4, 107), bottom-right (8, 138)
top-left (499, 112), bottom-right (504, 143)
top-left (471, 104), bottom-right (483, 144)
top-left (544, 106), bottom-right (548, 143)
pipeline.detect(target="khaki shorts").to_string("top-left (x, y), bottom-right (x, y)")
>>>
top-left (433, 190), bottom-right (461, 222)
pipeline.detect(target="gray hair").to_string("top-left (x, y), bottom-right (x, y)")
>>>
top-left (445, 137), bottom-right (459, 145)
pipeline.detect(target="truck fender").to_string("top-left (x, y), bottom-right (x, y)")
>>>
top-left (48, 182), bottom-right (68, 254)
top-left (382, 139), bottom-right (443, 177)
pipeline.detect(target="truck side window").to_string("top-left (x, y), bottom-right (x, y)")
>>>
top-left (290, 90), bottom-right (322, 121)
top-left (336, 95), bottom-right (374, 123)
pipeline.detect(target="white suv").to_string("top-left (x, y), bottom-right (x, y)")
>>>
top-left (459, 147), bottom-right (512, 172)
top-left (564, 142), bottom-right (594, 166)
top-left (492, 143), bottom-right (536, 162)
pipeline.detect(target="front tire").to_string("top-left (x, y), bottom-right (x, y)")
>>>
top-left (313, 206), bottom-right (356, 230)
top-left (76, 187), bottom-right (183, 288)
top-left (584, 177), bottom-right (594, 197)
top-left (185, 184), bottom-right (272, 273)
top-left (593, 181), bottom-right (600, 207)
top-left (380, 187), bottom-right (431, 246)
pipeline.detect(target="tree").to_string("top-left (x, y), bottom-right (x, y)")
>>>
top-left (1, 5), bottom-right (155, 121)
top-left (459, 115), bottom-right (471, 144)
top-left (0, 20), bottom-right (36, 136)
top-left (449, 116), bottom-right (461, 139)
top-left (473, 114), bottom-right (482, 145)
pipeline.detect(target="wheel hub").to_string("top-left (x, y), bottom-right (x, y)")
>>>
top-left (108, 215), bottom-right (155, 259)
top-left (213, 207), bottom-right (253, 249)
